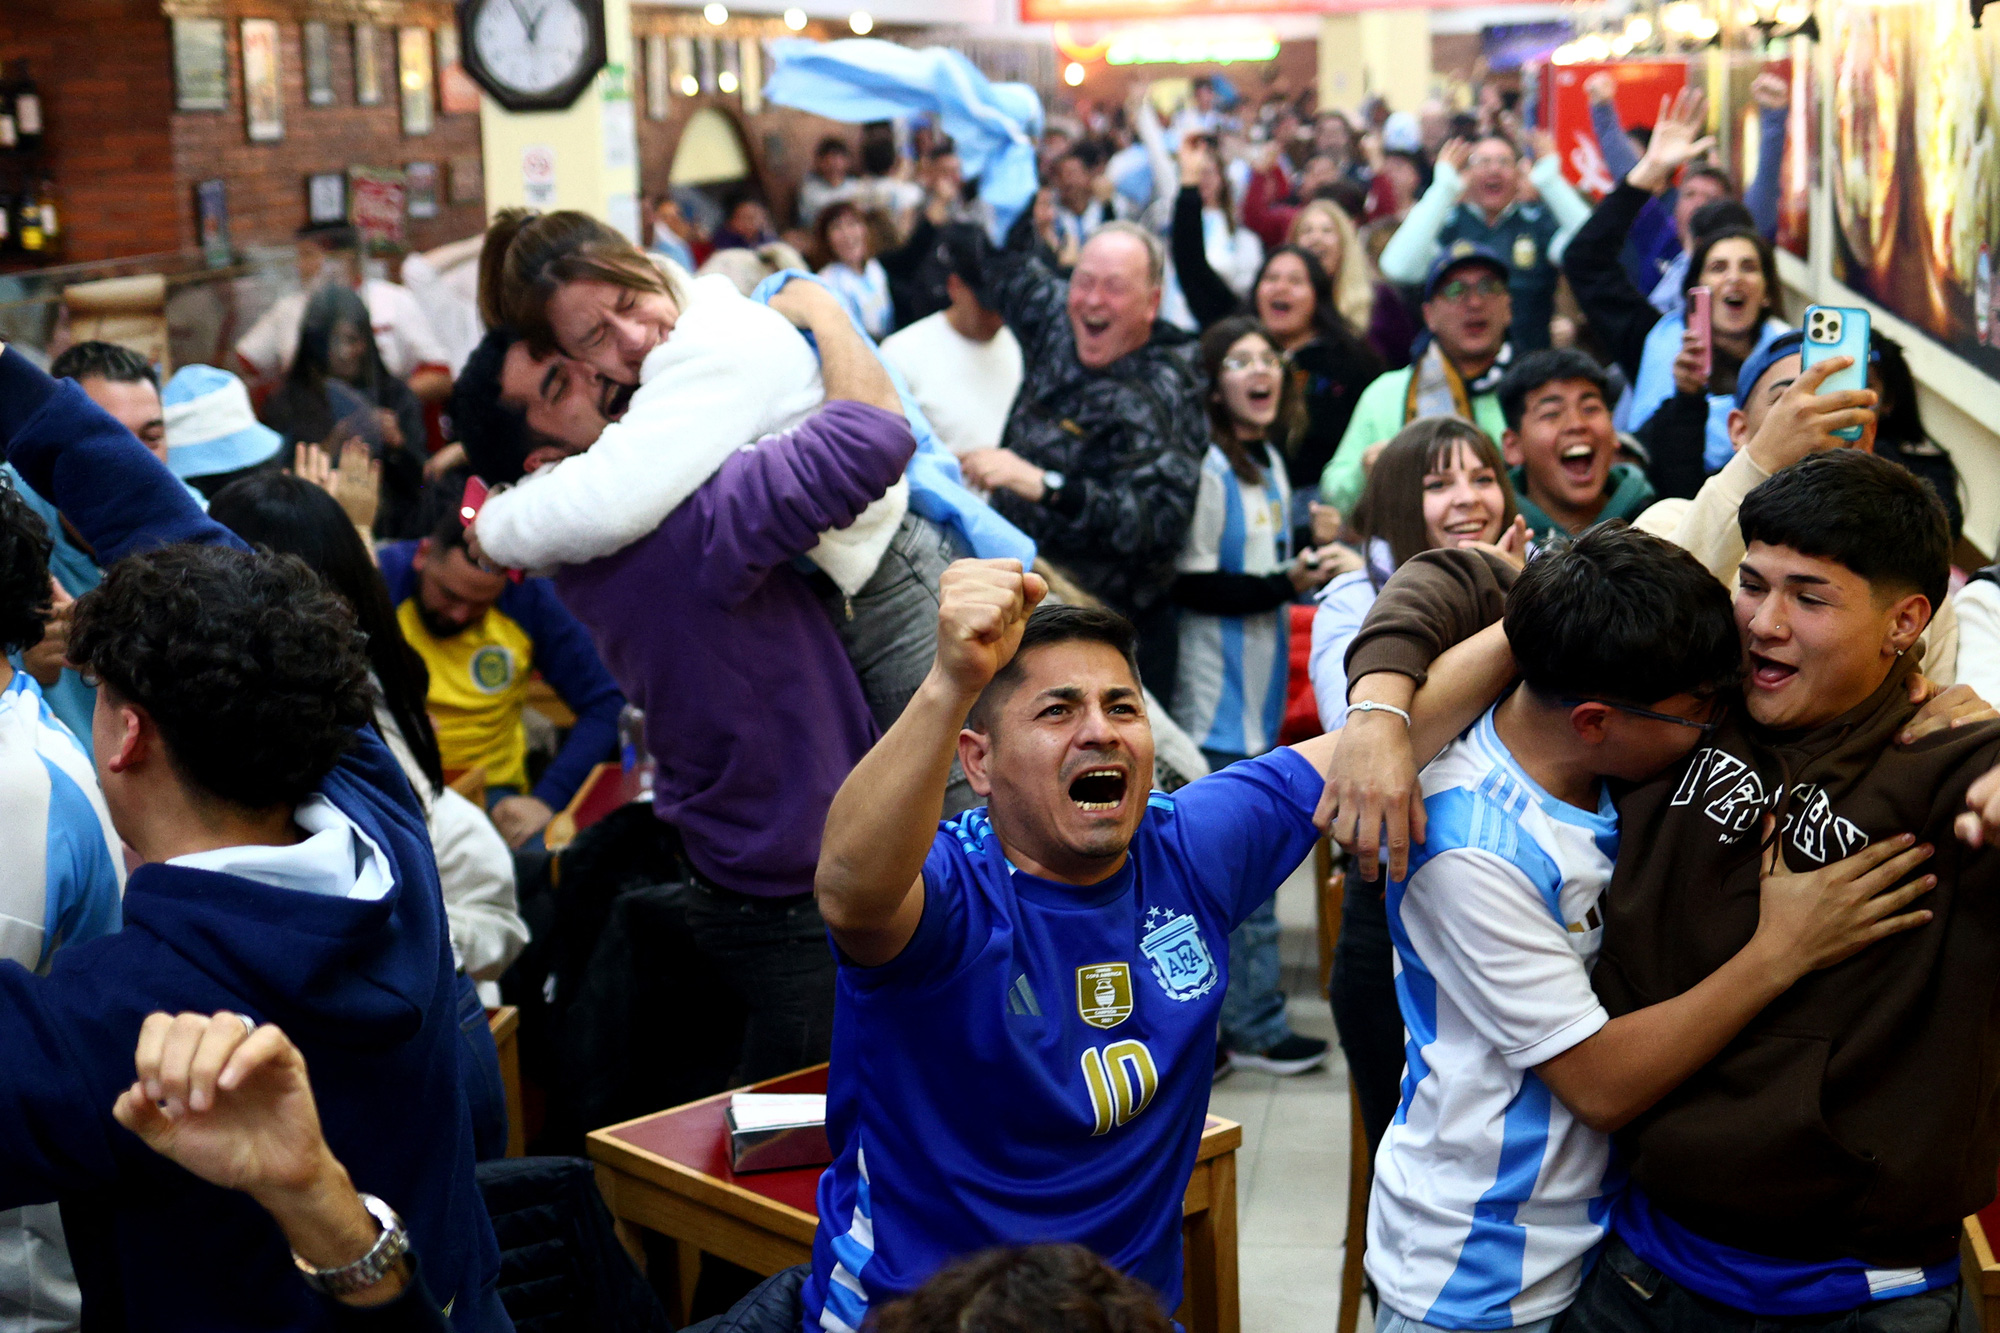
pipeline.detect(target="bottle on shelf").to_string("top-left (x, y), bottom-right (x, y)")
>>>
top-left (0, 73), bottom-right (16, 152)
top-left (11, 62), bottom-right (42, 154)
top-left (0, 187), bottom-right (11, 254)
top-left (35, 180), bottom-right (56, 246)
top-left (17, 185), bottom-right (43, 254)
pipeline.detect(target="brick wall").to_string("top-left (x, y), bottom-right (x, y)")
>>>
top-left (0, 0), bottom-right (486, 264)
top-left (169, 1), bottom-right (485, 255)
top-left (0, 0), bottom-right (180, 262)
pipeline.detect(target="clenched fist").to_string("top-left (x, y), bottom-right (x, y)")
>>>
top-left (934, 559), bottom-right (1050, 699)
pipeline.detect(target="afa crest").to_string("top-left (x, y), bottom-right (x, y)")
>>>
top-left (470, 645), bottom-right (516, 695)
top-left (1140, 907), bottom-right (1216, 1002)
top-left (1076, 963), bottom-right (1133, 1030)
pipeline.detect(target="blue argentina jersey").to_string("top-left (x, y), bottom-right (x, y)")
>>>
top-left (0, 672), bottom-right (123, 969)
top-left (1367, 707), bottom-right (1618, 1329)
top-left (800, 749), bottom-right (1325, 1333)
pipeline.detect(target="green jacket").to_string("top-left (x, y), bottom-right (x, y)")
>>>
top-left (1318, 368), bottom-right (1509, 516)
top-left (1508, 461), bottom-right (1656, 542)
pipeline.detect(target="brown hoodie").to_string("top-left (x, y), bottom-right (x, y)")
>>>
top-left (1345, 547), bottom-right (2000, 1269)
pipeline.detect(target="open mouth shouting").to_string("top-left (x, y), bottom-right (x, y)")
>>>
top-left (1557, 441), bottom-right (1601, 485)
top-left (1067, 764), bottom-right (1130, 814)
top-left (1748, 651), bottom-right (1799, 691)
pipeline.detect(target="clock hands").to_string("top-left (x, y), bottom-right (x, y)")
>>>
top-left (505, 0), bottom-right (548, 44)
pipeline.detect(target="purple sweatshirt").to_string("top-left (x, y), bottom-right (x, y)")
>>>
top-left (555, 399), bottom-right (916, 898)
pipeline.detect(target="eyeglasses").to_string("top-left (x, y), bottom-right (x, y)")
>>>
top-left (1436, 276), bottom-right (1508, 303)
top-left (1560, 697), bottom-right (1719, 735)
top-left (1222, 352), bottom-right (1284, 372)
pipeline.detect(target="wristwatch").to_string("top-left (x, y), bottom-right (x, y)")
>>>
top-left (1041, 469), bottom-right (1066, 499)
top-left (294, 1193), bottom-right (410, 1297)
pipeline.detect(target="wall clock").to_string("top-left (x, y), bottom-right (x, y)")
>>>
top-left (459, 0), bottom-right (607, 113)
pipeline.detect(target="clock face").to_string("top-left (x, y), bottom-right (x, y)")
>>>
top-left (472, 0), bottom-right (592, 96)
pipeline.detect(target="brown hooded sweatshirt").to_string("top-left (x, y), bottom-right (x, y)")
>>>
top-left (1345, 547), bottom-right (2000, 1269)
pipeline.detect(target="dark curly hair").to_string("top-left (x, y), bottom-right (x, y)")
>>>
top-left (867, 1244), bottom-right (1172, 1333)
top-left (0, 471), bottom-right (54, 656)
top-left (68, 544), bottom-right (375, 808)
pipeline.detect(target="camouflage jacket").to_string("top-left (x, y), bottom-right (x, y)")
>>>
top-left (985, 252), bottom-right (1207, 617)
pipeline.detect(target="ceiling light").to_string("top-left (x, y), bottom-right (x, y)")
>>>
top-left (718, 69), bottom-right (738, 92)
top-left (704, 3), bottom-right (728, 23)
top-left (784, 7), bottom-right (808, 28)
top-left (849, 11), bottom-right (873, 33)
top-left (1063, 61), bottom-right (1085, 85)
top-left (680, 74), bottom-right (700, 95)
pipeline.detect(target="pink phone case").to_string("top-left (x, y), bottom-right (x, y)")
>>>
top-left (1687, 287), bottom-right (1713, 381)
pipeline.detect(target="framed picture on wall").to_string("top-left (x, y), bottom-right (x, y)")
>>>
top-left (307, 171), bottom-right (347, 225)
top-left (696, 36), bottom-right (717, 94)
top-left (448, 153), bottom-right (484, 205)
top-left (670, 37), bottom-right (696, 99)
top-left (398, 26), bottom-right (435, 135)
top-left (406, 161), bottom-right (440, 219)
top-left (303, 22), bottom-right (336, 106)
top-left (437, 24), bottom-right (482, 114)
top-left (645, 34), bottom-right (668, 120)
top-left (240, 18), bottom-right (284, 142)
top-left (172, 18), bottom-right (229, 112)
top-left (196, 178), bottom-right (231, 267)
top-left (354, 24), bottom-right (384, 106)
top-left (739, 37), bottom-right (763, 114)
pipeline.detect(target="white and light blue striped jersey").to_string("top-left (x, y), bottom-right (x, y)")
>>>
top-left (1367, 705), bottom-right (1618, 1330)
top-left (0, 671), bottom-right (123, 971)
top-left (1172, 443), bottom-right (1292, 758)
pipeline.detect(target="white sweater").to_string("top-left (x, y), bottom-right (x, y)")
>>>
top-left (474, 273), bottom-right (908, 595)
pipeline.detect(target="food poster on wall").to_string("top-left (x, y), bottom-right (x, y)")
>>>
top-left (1829, 0), bottom-right (2000, 367)
top-left (348, 167), bottom-right (408, 250)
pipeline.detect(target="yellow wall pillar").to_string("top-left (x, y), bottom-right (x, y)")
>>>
top-left (1318, 14), bottom-right (1365, 112)
top-left (1360, 6), bottom-right (1432, 112)
top-left (477, 0), bottom-right (642, 239)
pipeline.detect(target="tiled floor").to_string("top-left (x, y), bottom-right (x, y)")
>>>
top-left (1207, 855), bottom-right (1372, 1333)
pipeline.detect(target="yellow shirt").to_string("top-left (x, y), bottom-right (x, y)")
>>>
top-left (399, 599), bottom-right (535, 790)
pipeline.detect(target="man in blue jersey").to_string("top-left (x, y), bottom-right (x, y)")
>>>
top-left (804, 558), bottom-right (1421, 1331)
top-left (1358, 525), bottom-right (1938, 1333)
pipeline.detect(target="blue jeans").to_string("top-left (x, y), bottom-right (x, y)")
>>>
top-left (1205, 749), bottom-right (1293, 1054)
top-left (455, 971), bottom-right (509, 1162)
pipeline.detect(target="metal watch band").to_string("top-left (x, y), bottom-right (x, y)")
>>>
top-left (293, 1193), bottom-right (410, 1297)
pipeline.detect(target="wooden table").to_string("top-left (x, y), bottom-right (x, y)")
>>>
top-left (587, 1065), bottom-right (1241, 1333)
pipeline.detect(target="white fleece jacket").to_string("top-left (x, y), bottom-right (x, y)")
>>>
top-left (474, 272), bottom-right (908, 595)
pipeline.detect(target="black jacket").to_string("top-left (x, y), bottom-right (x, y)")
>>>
top-left (979, 247), bottom-right (1208, 617)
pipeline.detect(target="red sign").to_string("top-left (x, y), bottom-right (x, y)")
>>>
top-left (1026, 0), bottom-right (1547, 22)
top-left (1539, 60), bottom-right (1691, 197)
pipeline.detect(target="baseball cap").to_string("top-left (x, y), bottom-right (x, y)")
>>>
top-left (1423, 243), bottom-right (1510, 301)
top-left (161, 364), bottom-right (284, 481)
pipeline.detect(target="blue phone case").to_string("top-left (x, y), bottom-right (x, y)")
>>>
top-left (1800, 305), bottom-right (1871, 442)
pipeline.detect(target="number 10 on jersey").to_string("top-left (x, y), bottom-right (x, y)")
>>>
top-left (1081, 1040), bottom-right (1159, 1136)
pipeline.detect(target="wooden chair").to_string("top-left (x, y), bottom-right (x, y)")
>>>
top-left (1964, 1207), bottom-right (2000, 1332)
top-left (1338, 1083), bottom-right (1372, 1333)
top-left (1315, 839), bottom-right (1345, 996)
top-left (487, 1005), bottom-right (525, 1158)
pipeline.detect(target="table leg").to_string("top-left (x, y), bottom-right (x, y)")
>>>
top-left (678, 1240), bottom-right (703, 1326)
top-left (1181, 1151), bottom-right (1240, 1333)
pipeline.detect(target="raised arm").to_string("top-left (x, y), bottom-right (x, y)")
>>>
top-left (816, 560), bottom-right (1048, 967)
top-left (1744, 74), bottom-right (1790, 238)
top-left (1585, 82), bottom-right (1643, 183)
top-left (1171, 146), bottom-right (1241, 329)
top-left (1377, 143), bottom-right (1468, 285)
top-left (1535, 153), bottom-right (1595, 266)
top-left (0, 345), bottom-right (244, 562)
